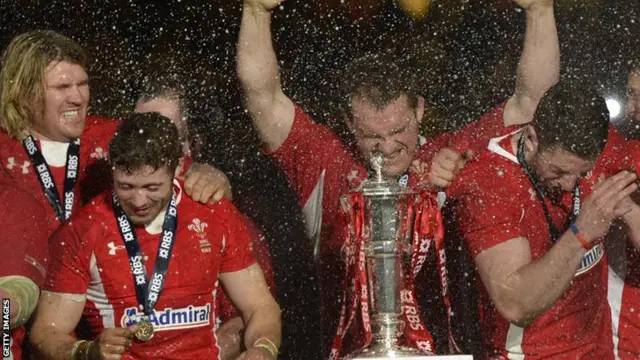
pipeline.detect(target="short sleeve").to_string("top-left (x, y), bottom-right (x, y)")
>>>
top-left (456, 165), bottom-right (527, 258)
top-left (0, 185), bottom-right (50, 286)
top-left (42, 220), bottom-right (93, 294)
top-left (214, 200), bottom-right (257, 273)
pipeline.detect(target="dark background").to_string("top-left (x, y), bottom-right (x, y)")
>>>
top-left (1, 0), bottom-right (638, 358)
top-left (2, 0), bottom-right (638, 133)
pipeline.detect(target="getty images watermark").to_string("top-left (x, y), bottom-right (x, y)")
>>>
top-left (2, 298), bottom-right (9, 358)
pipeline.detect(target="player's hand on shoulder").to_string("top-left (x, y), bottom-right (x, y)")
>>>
top-left (184, 163), bottom-right (233, 204)
top-left (88, 325), bottom-right (136, 360)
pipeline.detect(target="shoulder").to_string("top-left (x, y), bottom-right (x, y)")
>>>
top-left (81, 115), bottom-right (120, 146)
top-left (57, 193), bottom-right (112, 239)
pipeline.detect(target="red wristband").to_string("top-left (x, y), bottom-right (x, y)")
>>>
top-left (570, 223), bottom-right (592, 250)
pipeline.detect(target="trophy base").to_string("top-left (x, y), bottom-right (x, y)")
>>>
top-left (346, 342), bottom-right (431, 359)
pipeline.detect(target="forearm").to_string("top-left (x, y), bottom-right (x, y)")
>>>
top-left (237, 3), bottom-right (282, 110)
top-left (498, 231), bottom-right (585, 324)
top-left (622, 205), bottom-right (640, 249)
top-left (507, 4), bottom-right (559, 125)
top-left (0, 275), bottom-right (39, 328)
top-left (30, 324), bottom-right (78, 360)
top-left (242, 302), bottom-right (282, 350)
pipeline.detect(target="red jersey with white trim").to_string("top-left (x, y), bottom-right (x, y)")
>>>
top-left (43, 181), bottom-right (256, 359)
top-left (0, 115), bottom-right (117, 360)
top-left (0, 115), bottom-right (119, 235)
top-left (612, 140), bottom-right (640, 359)
top-left (455, 127), bottom-right (631, 359)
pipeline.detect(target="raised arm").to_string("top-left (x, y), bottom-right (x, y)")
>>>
top-left (504, 0), bottom-right (558, 126)
top-left (220, 264), bottom-right (281, 358)
top-left (237, 0), bottom-right (295, 151)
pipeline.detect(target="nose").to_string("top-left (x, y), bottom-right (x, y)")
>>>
top-left (558, 174), bottom-right (579, 192)
top-left (131, 190), bottom-right (148, 208)
top-left (376, 137), bottom-right (400, 156)
top-left (68, 85), bottom-right (84, 105)
top-left (628, 98), bottom-right (638, 118)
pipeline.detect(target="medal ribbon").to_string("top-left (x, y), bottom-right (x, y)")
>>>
top-left (113, 192), bottom-right (178, 317)
top-left (23, 135), bottom-right (80, 222)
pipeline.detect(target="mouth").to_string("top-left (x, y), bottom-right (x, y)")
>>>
top-left (133, 207), bottom-right (151, 217)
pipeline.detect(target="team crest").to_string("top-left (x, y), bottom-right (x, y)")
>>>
top-left (188, 218), bottom-right (211, 253)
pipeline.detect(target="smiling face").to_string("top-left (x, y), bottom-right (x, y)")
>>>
top-left (30, 60), bottom-right (89, 142)
top-left (113, 165), bottom-right (175, 225)
top-left (348, 94), bottom-right (424, 178)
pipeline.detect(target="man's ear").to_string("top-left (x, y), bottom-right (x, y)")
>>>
top-left (415, 96), bottom-right (425, 125)
top-left (524, 125), bottom-right (539, 153)
top-left (343, 110), bottom-right (355, 133)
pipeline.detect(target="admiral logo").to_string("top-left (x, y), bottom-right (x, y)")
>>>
top-left (36, 163), bottom-right (54, 189)
top-left (121, 303), bottom-right (211, 331)
top-left (575, 243), bottom-right (604, 277)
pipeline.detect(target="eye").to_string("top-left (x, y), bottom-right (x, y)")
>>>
top-left (147, 186), bottom-right (160, 192)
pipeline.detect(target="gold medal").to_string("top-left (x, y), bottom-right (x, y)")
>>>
top-left (135, 319), bottom-right (154, 342)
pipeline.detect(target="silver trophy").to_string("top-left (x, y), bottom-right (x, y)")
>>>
top-left (343, 153), bottom-right (430, 359)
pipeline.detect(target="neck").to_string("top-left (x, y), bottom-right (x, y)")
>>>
top-left (511, 132), bottom-right (534, 164)
top-left (28, 127), bottom-right (70, 143)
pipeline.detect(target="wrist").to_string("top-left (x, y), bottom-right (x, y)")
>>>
top-left (70, 340), bottom-right (92, 360)
top-left (570, 223), bottom-right (593, 250)
top-left (252, 337), bottom-right (278, 359)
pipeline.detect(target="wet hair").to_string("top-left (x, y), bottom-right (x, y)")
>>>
top-left (0, 30), bottom-right (87, 139)
top-left (338, 53), bottom-right (420, 120)
top-left (533, 81), bottom-right (610, 160)
top-left (109, 112), bottom-right (182, 173)
top-left (136, 70), bottom-right (187, 109)
top-left (630, 58), bottom-right (640, 76)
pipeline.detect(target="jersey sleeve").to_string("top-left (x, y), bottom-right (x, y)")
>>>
top-left (214, 200), bottom-right (257, 273)
top-left (266, 104), bottom-right (360, 206)
top-left (455, 164), bottom-right (527, 258)
top-left (0, 184), bottom-right (50, 286)
top-left (42, 219), bottom-right (94, 294)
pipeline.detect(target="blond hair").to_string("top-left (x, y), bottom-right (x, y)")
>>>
top-left (0, 30), bottom-right (87, 139)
